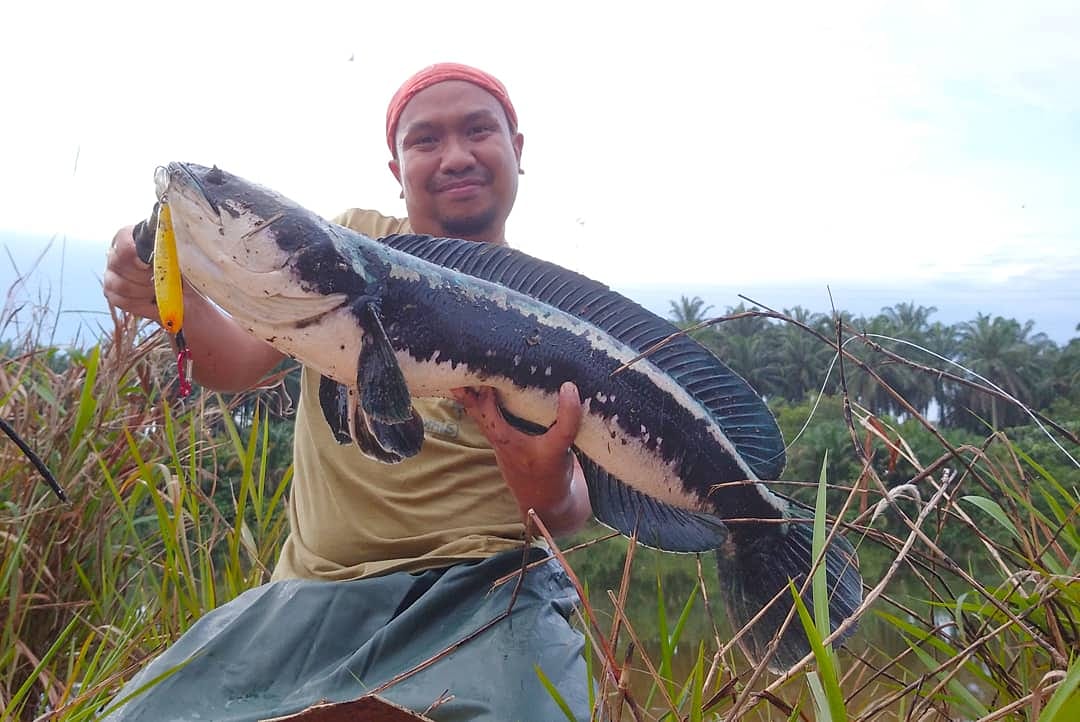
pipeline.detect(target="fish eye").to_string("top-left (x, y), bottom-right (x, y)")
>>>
top-left (206, 166), bottom-right (226, 185)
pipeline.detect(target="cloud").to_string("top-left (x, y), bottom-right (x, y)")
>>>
top-left (1, 1), bottom-right (1076, 295)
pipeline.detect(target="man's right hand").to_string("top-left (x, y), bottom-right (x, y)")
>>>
top-left (102, 223), bottom-right (287, 392)
top-left (103, 224), bottom-right (160, 322)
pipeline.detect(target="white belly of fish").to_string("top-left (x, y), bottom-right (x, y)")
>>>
top-left (395, 353), bottom-right (710, 513)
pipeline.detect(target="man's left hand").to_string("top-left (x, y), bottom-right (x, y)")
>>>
top-left (451, 382), bottom-right (593, 537)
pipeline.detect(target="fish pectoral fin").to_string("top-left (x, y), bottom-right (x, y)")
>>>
top-left (318, 375), bottom-right (424, 461)
top-left (318, 376), bottom-right (354, 444)
top-left (576, 454), bottom-right (729, 553)
top-left (359, 407), bottom-right (425, 463)
top-left (356, 301), bottom-right (413, 425)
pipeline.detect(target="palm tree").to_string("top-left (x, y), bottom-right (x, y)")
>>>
top-left (879, 302), bottom-right (937, 343)
top-left (953, 313), bottom-right (1055, 430)
top-left (668, 295), bottom-right (713, 328)
top-left (712, 328), bottom-right (783, 399)
top-left (1052, 327), bottom-right (1080, 404)
top-left (770, 306), bottom-right (832, 402)
top-left (703, 302), bottom-right (782, 399)
top-left (866, 303), bottom-right (940, 417)
top-left (668, 295), bottom-right (719, 346)
top-left (843, 312), bottom-right (900, 415)
top-left (923, 321), bottom-right (961, 422)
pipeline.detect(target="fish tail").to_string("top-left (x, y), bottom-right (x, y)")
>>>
top-left (715, 518), bottom-right (862, 672)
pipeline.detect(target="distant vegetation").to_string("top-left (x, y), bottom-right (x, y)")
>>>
top-left (1, 298), bottom-right (1078, 719)
top-left (668, 297), bottom-right (1079, 431)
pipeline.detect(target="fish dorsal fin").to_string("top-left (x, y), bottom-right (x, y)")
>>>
top-left (378, 233), bottom-right (786, 480)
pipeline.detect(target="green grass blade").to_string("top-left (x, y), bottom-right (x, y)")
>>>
top-left (1039, 655), bottom-right (1080, 722)
top-left (875, 611), bottom-right (961, 657)
top-left (689, 641), bottom-right (705, 722)
top-left (534, 664), bottom-right (579, 722)
top-left (96, 654), bottom-right (199, 719)
top-left (906, 636), bottom-right (989, 718)
top-left (960, 495), bottom-right (1021, 542)
top-left (813, 451), bottom-right (831, 640)
top-left (1, 616), bottom-right (78, 719)
top-left (69, 344), bottom-right (100, 446)
top-left (791, 580), bottom-right (847, 722)
top-left (806, 670), bottom-right (830, 721)
top-left (644, 567), bottom-right (670, 711)
top-left (671, 578), bottom-right (698, 654)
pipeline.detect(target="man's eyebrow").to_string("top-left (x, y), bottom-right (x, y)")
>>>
top-left (402, 109), bottom-right (502, 138)
top-left (463, 109), bottom-right (501, 125)
top-left (402, 120), bottom-right (438, 135)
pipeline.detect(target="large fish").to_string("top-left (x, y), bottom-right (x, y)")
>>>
top-left (138, 162), bottom-right (861, 670)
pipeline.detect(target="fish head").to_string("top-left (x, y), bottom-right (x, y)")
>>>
top-left (157, 162), bottom-right (298, 275)
top-left (154, 162), bottom-right (349, 330)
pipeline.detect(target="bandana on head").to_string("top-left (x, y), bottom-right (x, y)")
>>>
top-left (385, 62), bottom-right (518, 155)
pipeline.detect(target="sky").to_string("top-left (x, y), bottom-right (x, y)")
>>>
top-left (1, 1), bottom-right (1078, 330)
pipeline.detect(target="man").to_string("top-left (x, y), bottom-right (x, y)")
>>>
top-left (103, 63), bottom-right (593, 721)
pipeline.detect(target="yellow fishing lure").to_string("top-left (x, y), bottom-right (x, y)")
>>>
top-left (153, 199), bottom-right (184, 334)
top-left (152, 198), bottom-right (193, 396)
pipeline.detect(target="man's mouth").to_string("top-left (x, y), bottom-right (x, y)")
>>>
top-left (435, 178), bottom-right (485, 195)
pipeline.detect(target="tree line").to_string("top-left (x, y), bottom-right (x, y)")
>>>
top-left (668, 297), bottom-right (1079, 432)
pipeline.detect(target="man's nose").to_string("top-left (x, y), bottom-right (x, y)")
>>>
top-left (440, 135), bottom-right (475, 174)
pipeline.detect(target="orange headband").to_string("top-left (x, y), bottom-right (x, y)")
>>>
top-left (385, 62), bottom-right (518, 155)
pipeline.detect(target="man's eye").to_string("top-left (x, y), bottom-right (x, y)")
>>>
top-left (408, 135), bottom-right (438, 148)
top-left (468, 125), bottom-right (494, 137)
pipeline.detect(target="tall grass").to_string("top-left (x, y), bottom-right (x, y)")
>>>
top-left (559, 428), bottom-right (1078, 720)
top-left (562, 321), bottom-right (1080, 720)
top-left (1, 311), bottom-right (290, 720)
top-left (2, 306), bottom-right (1077, 720)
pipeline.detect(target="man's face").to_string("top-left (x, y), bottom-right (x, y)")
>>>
top-left (390, 80), bottom-right (523, 243)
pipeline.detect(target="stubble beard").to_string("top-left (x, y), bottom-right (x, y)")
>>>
top-left (440, 206), bottom-right (499, 240)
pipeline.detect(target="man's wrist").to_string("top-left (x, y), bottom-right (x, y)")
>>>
top-left (521, 449), bottom-right (577, 522)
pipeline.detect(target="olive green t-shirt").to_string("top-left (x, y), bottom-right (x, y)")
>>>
top-left (271, 210), bottom-right (527, 581)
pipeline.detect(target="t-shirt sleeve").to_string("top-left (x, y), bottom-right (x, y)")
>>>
top-left (331, 208), bottom-right (412, 238)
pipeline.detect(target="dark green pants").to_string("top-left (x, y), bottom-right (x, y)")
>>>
top-left (104, 547), bottom-right (589, 721)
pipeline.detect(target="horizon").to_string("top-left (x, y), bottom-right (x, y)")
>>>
top-left (2, 230), bottom-right (1075, 348)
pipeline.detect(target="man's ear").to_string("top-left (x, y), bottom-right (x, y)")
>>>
top-left (513, 132), bottom-right (525, 171)
top-left (389, 158), bottom-right (404, 198)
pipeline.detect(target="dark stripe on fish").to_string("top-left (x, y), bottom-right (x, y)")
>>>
top-left (378, 233), bottom-right (786, 482)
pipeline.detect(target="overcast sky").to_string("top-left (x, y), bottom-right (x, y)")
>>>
top-left (2, 1), bottom-right (1078, 294)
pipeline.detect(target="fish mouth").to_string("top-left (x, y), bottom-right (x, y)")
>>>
top-left (159, 162), bottom-right (222, 218)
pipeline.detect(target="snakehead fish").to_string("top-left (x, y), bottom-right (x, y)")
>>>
top-left (138, 162), bottom-right (862, 670)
